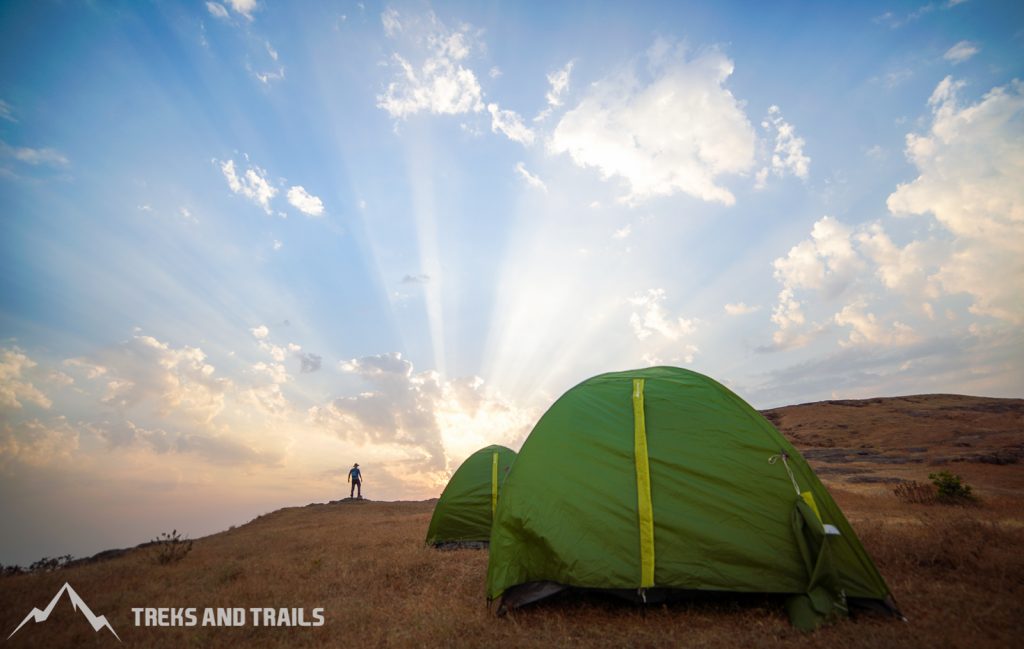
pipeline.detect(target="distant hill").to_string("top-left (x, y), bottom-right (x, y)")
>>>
top-left (761, 394), bottom-right (1024, 492)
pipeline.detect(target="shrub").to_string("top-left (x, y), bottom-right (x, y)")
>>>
top-left (152, 530), bottom-right (193, 565)
top-left (28, 555), bottom-right (73, 572)
top-left (1, 563), bottom-right (26, 577)
top-left (893, 480), bottom-right (935, 504)
top-left (929, 470), bottom-right (974, 502)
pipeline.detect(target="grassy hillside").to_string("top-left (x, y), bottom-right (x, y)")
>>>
top-left (1, 394), bottom-right (1022, 648)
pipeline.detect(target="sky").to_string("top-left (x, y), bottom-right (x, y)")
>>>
top-left (0, 0), bottom-right (1022, 566)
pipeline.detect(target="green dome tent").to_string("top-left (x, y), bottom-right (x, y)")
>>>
top-left (486, 367), bottom-right (897, 629)
top-left (426, 445), bottom-right (517, 548)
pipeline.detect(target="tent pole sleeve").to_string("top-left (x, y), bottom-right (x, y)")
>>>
top-left (632, 378), bottom-right (656, 588)
top-left (491, 451), bottom-right (499, 517)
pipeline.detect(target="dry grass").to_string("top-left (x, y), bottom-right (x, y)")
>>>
top-left (1, 491), bottom-right (1023, 648)
top-left (893, 481), bottom-right (936, 504)
top-left (3, 395), bottom-right (1023, 647)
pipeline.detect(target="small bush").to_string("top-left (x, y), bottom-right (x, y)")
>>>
top-left (893, 480), bottom-right (935, 504)
top-left (1, 563), bottom-right (26, 577)
top-left (929, 470), bottom-right (974, 502)
top-left (152, 530), bottom-right (193, 565)
top-left (28, 555), bottom-right (73, 572)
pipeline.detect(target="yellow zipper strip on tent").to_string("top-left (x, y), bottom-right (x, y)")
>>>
top-left (491, 450), bottom-right (499, 517)
top-left (632, 378), bottom-right (656, 589)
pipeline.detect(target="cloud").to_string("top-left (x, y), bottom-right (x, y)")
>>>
top-left (225, 0), bottom-right (258, 21)
top-left (875, 0), bottom-right (968, 30)
top-left (535, 60), bottom-right (575, 122)
top-left (612, 224), bottom-right (632, 240)
top-left (377, 10), bottom-right (484, 118)
top-left (767, 287), bottom-right (817, 350)
top-left (286, 185), bottom-right (325, 217)
top-left (0, 99), bottom-right (16, 123)
top-left (220, 158), bottom-right (278, 214)
top-left (381, 7), bottom-right (401, 37)
top-left (545, 60), bottom-right (574, 108)
top-left (724, 302), bottom-right (760, 316)
top-left (315, 353), bottom-right (445, 468)
top-left (487, 103), bottom-right (535, 144)
top-left (755, 105), bottom-right (810, 188)
top-left (766, 77), bottom-right (1024, 354)
top-left (296, 352), bottom-right (322, 373)
top-left (90, 419), bottom-right (276, 466)
top-left (205, 2), bottom-right (229, 19)
top-left (0, 347), bottom-right (53, 411)
top-left (0, 418), bottom-right (78, 468)
top-left (943, 40), bottom-right (979, 64)
top-left (252, 361), bottom-right (289, 384)
top-left (887, 77), bottom-right (1024, 323)
top-left (272, 239), bottom-right (282, 251)
top-left (252, 67), bottom-right (285, 85)
top-left (56, 334), bottom-right (285, 467)
top-left (401, 273), bottom-right (431, 284)
top-left (1, 141), bottom-right (69, 167)
top-left (313, 353), bottom-right (531, 472)
top-left (772, 216), bottom-right (861, 299)
top-left (549, 42), bottom-right (755, 205)
top-left (67, 335), bottom-right (230, 425)
top-left (250, 324), bottom-right (269, 340)
top-left (745, 333), bottom-right (973, 407)
top-left (833, 301), bottom-right (919, 348)
top-left (628, 289), bottom-right (696, 341)
top-left (855, 223), bottom-right (946, 297)
top-left (767, 215), bottom-right (920, 350)
top-left (514, 162), bottom-right (547, 192)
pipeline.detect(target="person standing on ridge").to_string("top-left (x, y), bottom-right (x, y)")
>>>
top-left (348, 463), bottom-right (362, 499)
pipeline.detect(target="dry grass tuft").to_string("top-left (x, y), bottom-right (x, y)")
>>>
top-left (893, 481), bottom-right (936, 504)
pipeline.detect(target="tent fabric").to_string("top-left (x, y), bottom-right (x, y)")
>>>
top-left (426, 445), bottom-right (517, 546)
top-left (486, 366), bottom-right (893, 628)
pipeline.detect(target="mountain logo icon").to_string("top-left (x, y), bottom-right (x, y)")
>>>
top-left (7, 582), bottom-right (121, 642)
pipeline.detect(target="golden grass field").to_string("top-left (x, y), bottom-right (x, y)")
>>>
top-left (1, 394), bottom-right (1022, 648)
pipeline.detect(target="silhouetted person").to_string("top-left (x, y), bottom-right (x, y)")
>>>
top-left (348, 463), bottom-right (362, 499)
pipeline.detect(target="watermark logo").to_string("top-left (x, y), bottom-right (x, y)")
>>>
top-left (7, 582), bottom-right (121, 641)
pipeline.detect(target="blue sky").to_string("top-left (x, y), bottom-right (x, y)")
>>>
top-left (1, 0), bottom-right (1022, 565)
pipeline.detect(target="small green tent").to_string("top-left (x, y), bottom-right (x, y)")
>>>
top-left (426, 445), bottom-right (517, 547)
top-left (487, 367), bottom-right (897, 629)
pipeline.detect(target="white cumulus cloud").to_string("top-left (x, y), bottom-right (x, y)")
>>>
top-left (834, 301), bottom-right (919, 348)
top-left (226, 0), bottom-right (258, 21)
top-left (628, 289), bottom-right (696, 341)
top-left (0, 347), bottom-right (53, 411)
top-left (220, 158), bottom-right (278, 214)
top-left (377, 10), bottom-right (484, 119)
top-left (755, 105), bottom-right (810, 188)
top-left (887, 77), bottom-right (1024, 323)
top-left (773, 216), bottom-right (861, 297)
top-left (549, 42), bottom-right (756, 205)
top-left (286, 185), bottom-right (325, 217)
